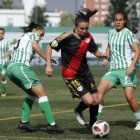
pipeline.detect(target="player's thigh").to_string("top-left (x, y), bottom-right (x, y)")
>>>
top-left (98, 71), bottom-right (117, 96)
top-left (7, 65), bottom-right (41, 91)
top-left (83, 71), bottom-right (97, 94)
top-left (63, 77), bottom-right (89, 99)
top-left (118, 69), bottom-right (137, 88)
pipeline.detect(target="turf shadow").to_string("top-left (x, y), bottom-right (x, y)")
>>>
top-left (109, 120), bottom-right (134, 128)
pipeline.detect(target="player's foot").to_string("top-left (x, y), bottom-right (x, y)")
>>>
top-left (1, 93), bottom-right (7, 97)
top-left (47, 124), bottom-right (64, 133)
top-left (18, 121), bottom-right (36, 132)
top-left (134, 121), bottom-right (140, 130)
top-left (74, 109), bottom-right (86, 125)
top-left (86, 123), bottom-right (92, 130)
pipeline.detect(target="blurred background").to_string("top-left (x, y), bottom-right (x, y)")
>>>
top-left (0, 0), bottom-right (139, 66)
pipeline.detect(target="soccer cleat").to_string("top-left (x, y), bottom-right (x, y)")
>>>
top-left (1, 93), bottom-right (7, 97)
top-left (18, 121), bottom-right (36, 132)
top-left (134, 122), bottom-right (140, 130)
top-left (74, 109), bottom-right (87, 125)
top-left (47, 124), bottom-right (64, 133)
top-left (86, 123), bottom-right (92, 130)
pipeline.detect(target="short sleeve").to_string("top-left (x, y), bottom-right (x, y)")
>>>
top-left (127, 31), bottom-right (137, 45)
top-left (88, 38), bottom-right (98, 53)
top-left (30, 33), bottom-right (39, 42)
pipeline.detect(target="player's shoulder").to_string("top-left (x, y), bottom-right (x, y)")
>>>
top-left (56, 30), bottom-right (73, 42)
top-left (2, 38), bottom-right (10, 44)
top-left (108, 28), bottom-right (115, 33)
top-left (26, 32), bottom-right (39, 40)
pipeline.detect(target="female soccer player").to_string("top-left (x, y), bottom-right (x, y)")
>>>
top-left (97, 10), bottom-right (140, 130)
top-left (0, 28), bottom-right (11, 97)
top-left (46, 8), bottom-right (106, 129)
top-left (6, 22), bottom-right (64, 133)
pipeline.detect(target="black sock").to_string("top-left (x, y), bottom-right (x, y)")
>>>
top-left (75, 101), bottom-right (89, 113)
top-left (89, 104), bottom-right (99, 125)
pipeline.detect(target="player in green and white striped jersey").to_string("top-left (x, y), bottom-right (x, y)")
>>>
top-left (97, 10), bottom-right (140, 130)
top-left (6, 22), bottom-right (64, 133)
top-left (0, 28), bottom-right (11, 97)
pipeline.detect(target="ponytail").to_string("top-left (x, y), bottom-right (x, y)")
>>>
top-left (20, 22), bottom-right (44, 33)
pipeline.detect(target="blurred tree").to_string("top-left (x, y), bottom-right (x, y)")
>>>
top-left (0, 0), bottom-right (13, 9)
top-left (29, 6), bottom-right (48, 26)
top-left (105, 0), bottom-right (139, 28)
top-left (60, 12), bottom-right (75, 26)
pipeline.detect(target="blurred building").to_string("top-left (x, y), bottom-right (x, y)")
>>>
top-left (0, 9), bottom-right (25, 26)
top-left (83, 0), bottom-right (110, 26)
top-left (0, 0), bottom-right (61, 27)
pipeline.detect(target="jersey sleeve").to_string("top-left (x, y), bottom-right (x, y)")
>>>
top-left (49, 31), bottom-right (72, 52)
top-left (127, 31), bottom-right (137, 45)
top-left (88, 38), bottom-right (98, 53)
top-left (29, 33), bottom-right (39, 42)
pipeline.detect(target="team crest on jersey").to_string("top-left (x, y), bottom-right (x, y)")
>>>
top-left (85, 38), bottom-right (90, 43)
top-left (77, 86), bottom-right (83, 91)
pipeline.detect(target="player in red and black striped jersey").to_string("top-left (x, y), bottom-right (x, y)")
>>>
top-left (46, 8), bottom-right (106, 130)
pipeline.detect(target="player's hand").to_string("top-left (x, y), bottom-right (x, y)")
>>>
top-left (45, 66), bottom-right (53, 77)
top-left (126, 65), bottom-right (135, 76)
top-left (102, 59), bottom-right (108, 67)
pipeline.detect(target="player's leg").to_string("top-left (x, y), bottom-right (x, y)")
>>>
top-left (7, 64), bottom-right (64, 133)
top-left (74, 101), bottom-right (88, 125)
top-left (124, 87), bottom-right (140, 130)
top-left (1, 67), bottom-right (7, 97)
top-left (23, 68), bottom-right (64, 133)
top-left (121, 69), bottom-right (140, 130)
top-left (97, 71), bottom-right (116, 120)
top-left (18, 93), bottom-right (37, 132)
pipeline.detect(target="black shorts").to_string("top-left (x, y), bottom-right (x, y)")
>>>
top-left (63, 72), bottom-right (97, 99)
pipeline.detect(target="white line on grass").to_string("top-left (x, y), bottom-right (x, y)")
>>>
top-left (0, 102), bottom-right (139, 121)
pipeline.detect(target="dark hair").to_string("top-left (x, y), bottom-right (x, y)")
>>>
top-left (0, 28), bottom-right (5, 33)
top-left (75, 8), bottom-right (98, 26)
top-left (115, 10), bottom-right (128, 27)
top-left (131, 26), bottom-right (138, 34)
top-left (20, 22), bottom-right (44, 33)
top-left (114, 10), bottom-right (138, 33)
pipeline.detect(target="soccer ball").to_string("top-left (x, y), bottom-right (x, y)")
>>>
top-left (92, 120), bottom-right (110, 138)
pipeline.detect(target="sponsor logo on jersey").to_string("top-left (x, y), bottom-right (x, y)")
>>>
top-left (85, 38), bottom-right (90, 43)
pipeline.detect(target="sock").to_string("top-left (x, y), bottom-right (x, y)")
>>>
top-left (134, 110), bottom-right (140, 122)
top-left (96, 104), bottom-right (104, 120)
top-left (1, 80), bottom-right (7, 93)
top-left (21, 96), bottom-right (36, 122)
top-left (75, 101), bottom-right (89, 113)
top-left (38, 96), bottom-right (55, 125)
top-left (89, 104), bottom-right (99, 125)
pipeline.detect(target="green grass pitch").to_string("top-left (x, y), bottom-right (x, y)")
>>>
top-left (0, 66), bottom-right (140, 140)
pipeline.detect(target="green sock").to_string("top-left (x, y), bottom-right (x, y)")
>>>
top-left (96, 112), bottom-right (101, 120)
top-left (39, 96), bottom-right (55, 125)
top-left (96, 104), bottom-right (103, 120)
top-left (1, 80), bottom-right (7, 93)
top-left (21, 97), bottom-right (35, 122)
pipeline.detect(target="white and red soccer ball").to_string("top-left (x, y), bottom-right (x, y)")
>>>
top-left (92, 120), bottom-right (110, 138)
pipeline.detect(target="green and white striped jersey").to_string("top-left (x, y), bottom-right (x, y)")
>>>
top-left (0, 39), bottom-right (11, 66)
top-left (108, 28), bottom-right (137, 70)
top-left (10, 32), bottom-right (39, 66)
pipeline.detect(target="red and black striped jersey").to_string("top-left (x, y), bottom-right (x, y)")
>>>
top-left (50, 30), bottom-right (98, 78)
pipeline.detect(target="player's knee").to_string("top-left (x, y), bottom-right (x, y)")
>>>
top-left (84, 98), bottom-right (94, 106)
